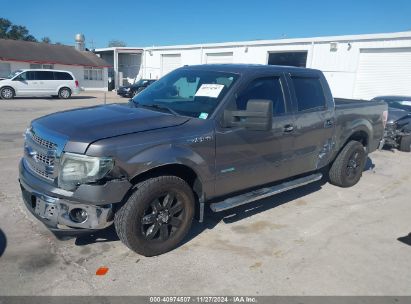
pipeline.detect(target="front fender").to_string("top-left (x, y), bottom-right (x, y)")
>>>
top-left (127, 144), bottom-right (207, 178)
top-left (122, 142), bottom-right (215, 198)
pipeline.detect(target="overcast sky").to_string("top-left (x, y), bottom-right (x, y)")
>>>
top-left (2, 0), bottom-right (411, 48)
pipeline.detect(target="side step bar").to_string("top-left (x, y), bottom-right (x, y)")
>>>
top-left (210, 173), bottom-right (322, 212)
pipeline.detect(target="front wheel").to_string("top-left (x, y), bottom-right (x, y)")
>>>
top-left (329, 140), bottom-right (366, 188)
top-left (58, 87), bottom-right (71, 99)
top-left (0, 87), bottom-right (15, 100)
top-left (399, 135), bottom-right (411, 152)
top-left (114, 176), bottom-right (195, 256)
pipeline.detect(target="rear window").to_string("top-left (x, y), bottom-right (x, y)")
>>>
top-left (54, 72), bottom-right (73, 80)
top-left (36, 71), bottom-right (54, 80)
top-left (291, 77), bottom-right (326, 112)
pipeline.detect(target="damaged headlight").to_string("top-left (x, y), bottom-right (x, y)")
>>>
top-left (58, 153), bottom-right (114, 191)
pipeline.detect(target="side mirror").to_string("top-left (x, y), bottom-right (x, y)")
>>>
top-left (224, 99), bottom-right (273, 131)
top-left (13, 76), bottom-right (23, 81)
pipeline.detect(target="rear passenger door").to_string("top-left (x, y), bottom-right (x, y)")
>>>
top-left (35, 71), bottom-right (55, 94)
top-left (286, 72), bottom-right (335, 175)
top-left (215, 73), bottom-right (295, 196)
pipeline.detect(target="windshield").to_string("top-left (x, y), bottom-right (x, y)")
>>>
top-left (7, 70), bottom-right (23, 79)
top-left (134, 79), bottom-right (148, 86)
top-left (387, 100), bottom-right (411, 112)
top-left (132, 69), bottom-right (238, 118)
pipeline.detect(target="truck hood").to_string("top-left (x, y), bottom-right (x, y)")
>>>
top-left (31, 104), bottom-right (190, 154)
top-left (387, 107), bottom-right (411, 124)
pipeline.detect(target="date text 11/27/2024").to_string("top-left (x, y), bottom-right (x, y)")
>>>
top-left (149, 297), bottom-right (257, 303)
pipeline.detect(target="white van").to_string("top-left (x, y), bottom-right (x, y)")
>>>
top-left (0, 69), bottom-right (80, 99)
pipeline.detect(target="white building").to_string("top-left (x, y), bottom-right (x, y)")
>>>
top-left (0, 37), bottom-right (110, 91)
top-left (138, 31), bottom-right (411, 99)
top-left (93, 47), bottom-right (143, 90)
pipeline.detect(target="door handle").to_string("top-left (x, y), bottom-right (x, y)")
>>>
top-left (324, 119), bottom-right (334, 128)
top-left (283, 124), bottom-right (294, 133)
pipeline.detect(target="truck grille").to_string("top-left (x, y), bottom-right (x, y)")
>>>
top-left (24, 130), bottom-right (57, 181)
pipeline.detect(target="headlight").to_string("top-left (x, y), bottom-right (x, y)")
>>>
top-left (58, 153), bottom-right (114, 191)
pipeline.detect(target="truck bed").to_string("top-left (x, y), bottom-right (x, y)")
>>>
top-left (333, 97), bottom-right (387, 153)
top-left (335, 97), bottom-right (373, 106)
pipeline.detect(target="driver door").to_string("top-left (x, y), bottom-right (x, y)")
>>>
top-left (214, 73), bottom-right (295, 197)
top-left (12, 71), bottom-right (36, 96)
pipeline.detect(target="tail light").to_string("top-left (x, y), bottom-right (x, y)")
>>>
top-left (75, 80), bottom-right (79, 87)
top-left (382, 110), bottom-right (388, 129)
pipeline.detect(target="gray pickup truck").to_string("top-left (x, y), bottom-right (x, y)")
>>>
top-left (19, 64), bottom-right (388, 256)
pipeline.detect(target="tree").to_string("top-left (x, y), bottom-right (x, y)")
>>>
top-left (41, 37), bottom-right (51, 44)
top-left (108, 40), bottom-right (127, 47)
top-left (0, 17), bottom-right (37, 41)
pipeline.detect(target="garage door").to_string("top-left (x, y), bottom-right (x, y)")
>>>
top-left (0, 62), bottom-right (11, 78)
top-left (206, 52), bottom-right (233, 64)
top-left (354, 48), bottom-right (411, 99)
top-left (161, 54), bottom-right (181, 76)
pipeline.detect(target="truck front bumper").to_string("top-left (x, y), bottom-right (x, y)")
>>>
top-left (18, 159), bottom-right (132, 237)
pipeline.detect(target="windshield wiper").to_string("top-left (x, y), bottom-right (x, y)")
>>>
top-left (141, 104), bottom-right (180, 116)
top-left (130, 100), bottom-right (180, 116)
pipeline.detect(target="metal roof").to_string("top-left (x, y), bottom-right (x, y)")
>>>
top-left (0, 39), bottom-right (110, 67)
top-left (143, 31), bottom-right (411, 51)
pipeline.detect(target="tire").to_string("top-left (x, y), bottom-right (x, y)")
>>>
top-left (329, 140), bottom-right (367, 188)
top-left (58, 87), bottom-right (71, 99)
top-left (114, 176), bottom-right (195, 256)
top-left (0, 87), bottom-right (15, 100)
top-left (399, 135), bottom-right (411, 152)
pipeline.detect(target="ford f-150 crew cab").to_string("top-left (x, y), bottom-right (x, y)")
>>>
top-left (19, 64), bottom-right (388, 256)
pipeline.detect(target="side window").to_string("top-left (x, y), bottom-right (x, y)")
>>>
top-left (236, 77), bottom-right (286, 116)
top-left (54, 72), bottom-right (73, 80)
top-left (26, 71), bottom-right (36, 80)
top-left (291, 77), bottom-right (326, 112)
top-left (36, 71), bottom-right (54, 80)
top-left (15, 72), bottom-right (27, 80)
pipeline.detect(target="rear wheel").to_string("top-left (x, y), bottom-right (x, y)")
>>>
top-left (58, 87), bottom-right (71, 99)
top-left (114, 176), bottom-right (195, 256)
top-left (399, 135), bottom-right (411, 152)
top-left (0, 87), bottom-right (15, 100)
top-left (329, 140), bottom-right (366, 188)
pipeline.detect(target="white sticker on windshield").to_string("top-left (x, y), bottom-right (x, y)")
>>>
top-left (399, 101), bottom-right (411, 106)
top-left (195, 84), bottom-right (225, 98)
top-left (199, 112), bottom-right (209, 119)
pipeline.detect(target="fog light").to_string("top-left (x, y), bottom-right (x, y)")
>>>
top-left (69, 208), bottom-right (88, 223)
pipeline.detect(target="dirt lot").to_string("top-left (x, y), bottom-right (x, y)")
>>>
top-left (0, 92), bottom-right (410, 296)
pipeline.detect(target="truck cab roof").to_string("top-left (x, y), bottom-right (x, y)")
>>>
top-left (180, 63), bottom-right (322, 75)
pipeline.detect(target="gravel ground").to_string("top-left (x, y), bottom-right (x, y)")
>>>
top-left (0, 92), bottom-right (410, 296)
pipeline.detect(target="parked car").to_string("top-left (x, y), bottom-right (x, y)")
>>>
top-left (117, 79), bottom-right (156, 98)
top-left (372, 96), bottom-right (411, 152)
top-left (19, 64), bottom-right (387, 256)
top-left (0, 69), bottom-right (80, 100)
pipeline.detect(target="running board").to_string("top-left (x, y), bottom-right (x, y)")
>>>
top-left (210, 173), bottom-right (322, 212)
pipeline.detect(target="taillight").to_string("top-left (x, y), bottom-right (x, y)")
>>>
top-left (75, 80), bottom-right (79, 87)
top-left (382, 110), bottom-right (388, 129)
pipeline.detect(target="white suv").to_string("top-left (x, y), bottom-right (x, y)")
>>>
top-left (0, 69), bottom-right (80, 100)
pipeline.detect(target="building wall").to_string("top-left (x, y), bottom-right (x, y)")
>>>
top-left (0, 60), bottom-right (108, 91)
top-left (142, 34), bottom-right (411, 99)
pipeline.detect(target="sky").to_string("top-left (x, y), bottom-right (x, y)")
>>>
top-left (1, 0), bottom-right (411, 48)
